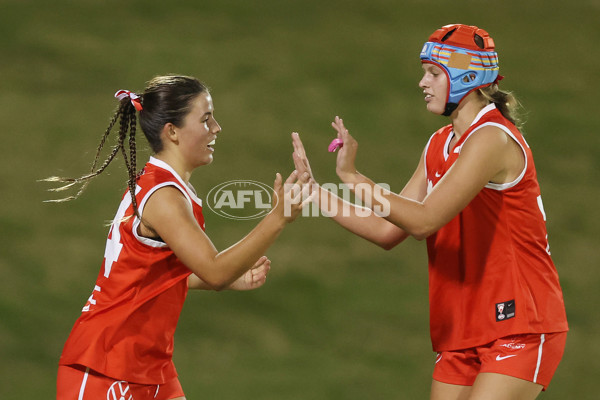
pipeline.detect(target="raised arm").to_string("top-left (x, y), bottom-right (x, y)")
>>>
top-left (332, 117), bottom-right (523, 240)
top-left (141, 171), bottom-right (311, 291)
top-left (291, 131), bottom-right (425, 250)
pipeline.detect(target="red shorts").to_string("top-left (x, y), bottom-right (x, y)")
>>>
top-left (57, 364), bottom-right (185, 400)
top-left (432, 332), bottom-right (567, 390)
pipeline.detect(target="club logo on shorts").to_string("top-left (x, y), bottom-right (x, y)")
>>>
top-left (107, 381), bottom-right (133, 400)
top-left (495, 299), bottom-right (515, 321)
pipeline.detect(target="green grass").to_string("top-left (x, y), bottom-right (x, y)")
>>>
top-left (1, 0), bottom-right (599, 398)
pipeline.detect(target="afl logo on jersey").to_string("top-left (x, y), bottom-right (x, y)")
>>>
top-left (107, 380), bottom-right (133, 400)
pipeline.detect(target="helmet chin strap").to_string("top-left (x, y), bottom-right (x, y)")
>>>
top-left (442, 81), bottom-right (497, 117)
top-left (443, 102), bottom-right (458, 116)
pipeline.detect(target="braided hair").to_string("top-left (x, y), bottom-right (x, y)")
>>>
top-left (42, 75), bottom-right (208, 220)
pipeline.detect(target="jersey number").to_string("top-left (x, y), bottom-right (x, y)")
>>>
top-left (82, 187), bottom-right (140, 312)
top-left (103, 187), bottom-right (141, 278)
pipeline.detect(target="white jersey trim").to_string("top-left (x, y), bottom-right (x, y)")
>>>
top-left (132, 182), bottom-right (184, 248)
top-left (148, 157), bottom-right (202, 207)
top-left (443, 130), bottom-right (455, 161)
top-left (423, 134), bottom-right (433, 177)
top-left (462, 106), bottom-right (528, 191)
top-left (423, 129), bottom-right (444, 177)
top-left (471, 103), bottom-right (496, 126)
top-left (132, 157), bottom-right (203, 248)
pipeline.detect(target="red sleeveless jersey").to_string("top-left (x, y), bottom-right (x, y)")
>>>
top-left (59, 157), bottom-right (205, 384)
top-left (424, 104), bottom-right (568, 351)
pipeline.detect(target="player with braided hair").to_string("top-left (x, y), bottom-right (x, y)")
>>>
top-left (292, 25), bottom-right (567, 399)
top-left (50, 75), bottom-right (312, 400)
top-left (43, 90), bottom-right (140, 209)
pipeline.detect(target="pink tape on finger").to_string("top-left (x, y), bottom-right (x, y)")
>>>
top-left (328, 138), bottom-right (343, 152)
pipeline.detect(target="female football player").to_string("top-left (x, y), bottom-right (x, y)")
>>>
top-left (48, 75), bottom-right (311, 399)
top-left (291, 24), bottom-right (568, 400)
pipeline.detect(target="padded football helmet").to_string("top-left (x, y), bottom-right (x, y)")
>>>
top-left (420, 24), bottom-right (499, 116)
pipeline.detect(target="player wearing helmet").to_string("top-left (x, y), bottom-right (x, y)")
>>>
top-left (291, 24), bottom-right (568, 400)
top-left (420, 24), bottom-right (500, 116)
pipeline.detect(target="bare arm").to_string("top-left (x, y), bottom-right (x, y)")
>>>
top-left (188, 256), bottom-right (271, 290)
top-left (291, 132), bottom-right (427, 249)
top-left (141, 171), bottom-right (311, 291)
top-left (334, 121), bottom-right (523, 240)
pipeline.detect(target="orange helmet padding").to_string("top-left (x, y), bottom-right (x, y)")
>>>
top-left (428, 24), bottom-right (495, 52)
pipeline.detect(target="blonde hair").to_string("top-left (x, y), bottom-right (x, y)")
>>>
top-left (478, 84), bottom-right (524, 129)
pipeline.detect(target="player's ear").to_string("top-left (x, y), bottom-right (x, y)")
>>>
top-left (161, 123), bottom-right (178, 145)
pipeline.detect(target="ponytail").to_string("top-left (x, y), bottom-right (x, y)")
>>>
top-left (478, 84), bottom-right (524, 129)
top-left (42, 92), bottom-right (142, 219)
top-left (42, 75), bottom-right (207, 222)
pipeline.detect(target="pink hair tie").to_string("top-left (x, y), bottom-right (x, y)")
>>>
top-left (328, 138), bottom-right (343, 152)
top-left (114, 89), bottom-right (143, 111)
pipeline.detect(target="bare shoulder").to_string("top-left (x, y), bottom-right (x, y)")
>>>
top-left (140, 185), bottom-right (195, 235)
top-left (464, 125), bottom-right (512, 151)
top-left (461, 125), bottom-right (524, 184)
top-left (459, 125), bottom-right (514, 170)
top-left (146, 185), bottom-right (191, 215)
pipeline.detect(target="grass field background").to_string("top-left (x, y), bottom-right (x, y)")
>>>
top-left (1, 0), bottom-right (599, 398)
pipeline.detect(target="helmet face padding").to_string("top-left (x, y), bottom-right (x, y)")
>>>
top-left (420, 24), bottom-right (499, 116)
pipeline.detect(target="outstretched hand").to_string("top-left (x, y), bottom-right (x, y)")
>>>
top-left (331, 116), bottom-right (359, 182)
top-left (228, 256), bottom-right (271, 291)
top-left (291, 132), bottom-right (316, 183)
top-left (272, 169), bottom-right (313, 223)
top-left (291, 117), bottom-right (359, 185)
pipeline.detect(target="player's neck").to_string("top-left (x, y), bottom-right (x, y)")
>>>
top-left (153, 152), bottom-right (193, 184)
top-left (450, 95), bottom-right (489, 138)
